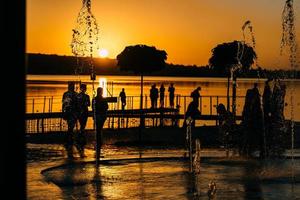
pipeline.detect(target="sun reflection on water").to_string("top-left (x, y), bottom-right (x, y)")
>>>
top-left (98, 78), bottom-right (107, 97)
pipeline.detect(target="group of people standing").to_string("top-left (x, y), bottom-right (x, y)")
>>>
top-left (149, 83), bottom-right (175, 109)
top-left (216, 78), bottom-right (287, 158)
top-left (239, 79), bottom-right (288, 158)
top-left (62, 82), bottom-right (108, 159)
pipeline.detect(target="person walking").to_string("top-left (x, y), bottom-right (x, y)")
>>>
top-left (76, 83), bottom-right (90, 158)
top-left (168, 83), bottom-right (175, 108)
top-left (93, 87), bottom-right (108, 161)
top-left (119, 88), bottom-right (126, 110)
top-left (62, 81), bottom-right (78, 158)
top-left (159, 84), bottom-right (165, 108)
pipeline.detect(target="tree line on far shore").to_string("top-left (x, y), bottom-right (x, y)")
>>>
top-left (26, 53), bottom-right (299, 79)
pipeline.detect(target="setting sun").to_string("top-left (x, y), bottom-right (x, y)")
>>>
top-left (99, 49), bottom-right (109, 58)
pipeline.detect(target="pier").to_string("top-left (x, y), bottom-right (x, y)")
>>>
top-left (26, 94), bottom-right (245, 134)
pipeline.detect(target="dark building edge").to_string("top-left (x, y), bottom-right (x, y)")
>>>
top-left (1, 0), bottom-right (26, 199)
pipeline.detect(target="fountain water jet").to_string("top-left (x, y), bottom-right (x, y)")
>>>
top-left (71, 0), bottom-right (101, 164)
top-left (280, 0), bottom-right (298, 186)
top-left (71, 0), bottom-right (100, 85)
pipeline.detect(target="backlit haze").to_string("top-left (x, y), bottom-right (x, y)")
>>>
top-left (27, 0), bottom-right (300, 69)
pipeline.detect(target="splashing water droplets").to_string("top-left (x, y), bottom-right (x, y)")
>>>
top-left (281, 0), bottom-right (298, 186)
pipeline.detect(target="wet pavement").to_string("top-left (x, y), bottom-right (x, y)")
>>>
top-left (27, 144), bottom-right (300, 200)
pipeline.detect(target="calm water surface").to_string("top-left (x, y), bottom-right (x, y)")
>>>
top-left (26, 75), bottom-right (300, 121)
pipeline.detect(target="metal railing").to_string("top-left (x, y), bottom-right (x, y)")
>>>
top-left (25, 94), bottom-right (245, 134)
top-left (26, 95), bottom-right (245, 116)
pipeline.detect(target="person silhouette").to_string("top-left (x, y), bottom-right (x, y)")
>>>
top-left (191, 86), bottom-right (201, 107)
top-left (168, 83), bottom-right (175, 108)
top-left (262, 79), bottom-right (272, 156)
top-left (217, 103), bottom-right (236, 155)
top-left (62, 81), bottom-right (78, 158)
top-left (150, 84), bottom-right (159, 108)
top-left (119, 88), bottom-right (126, 110)
top-left (159, 84), bottom-right (165, 108)
top-left (183, 98), bottom-right (201, 128)
top-left (241, 83), bottom-right (264, 157)
top-left (93, 87), bottom-right (108, 160)
top-left (75, 83), bottom-right (90, 158)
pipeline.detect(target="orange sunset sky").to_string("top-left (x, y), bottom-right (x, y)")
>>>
top-left (27, 0), bottom-right (299, 69)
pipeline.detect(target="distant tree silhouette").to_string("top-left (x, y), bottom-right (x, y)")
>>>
top-left (209, 41), bottom-right (257, 113)
top-left (209, 41), bottom-right (257, 72)
top-left (116, 45), bottom-right (167, 110)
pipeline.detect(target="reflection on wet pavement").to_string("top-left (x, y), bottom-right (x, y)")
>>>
top-left (27, 144), bottom-right (300, 200)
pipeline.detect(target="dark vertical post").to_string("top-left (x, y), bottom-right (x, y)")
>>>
top-left (32, 99), bottom-right (35, 113)
top-left (51, 96), bottom-right (53, 112)
top-left (232, 74), bottom-right (237, 122)
top-left (210, 96), bottom-right (212, 115)
top-left (200, 96), bottom-right (202, 113)
top-left (48, 98), bottom-right (51, 113)
top-left (140, 74), bottom-right (143, 111)
top-left (43, 96), bottom-right (46, 113)
top-left (60, 117), bottom-right (62, 132)
top-left (184, 96), bottom-right (186, 114)
top-left (37, 119), bottom-right (40, 133)
top-left (216, 96), bottom-right (219, 125)
top-left (139, 74), bottom-right (144, 158)
top-left (227, 75), bottom-right (230, 111)
top-left (41, 96), bottom-right (46, 133)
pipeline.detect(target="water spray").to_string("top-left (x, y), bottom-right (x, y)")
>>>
top-left (280, 0), bottom-right (297, 187)
top-left (71, 0), bottom-right (100, 165)
top-left (186, 117), bottom-right (193, 172)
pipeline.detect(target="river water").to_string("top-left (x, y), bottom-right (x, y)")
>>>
top-left (26, 75), bottom-right (300, 121)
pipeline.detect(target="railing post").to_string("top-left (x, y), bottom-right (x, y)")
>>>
top-left (32, 99), bottom-right (34, 113)
top-left (184, 96), bottom-right (186, 114)
top-left (41, 118), bottom-right (44, 133)
top-left (37, 118), bottom-right (39, 133)
top-left (210, 96), bottom-right (212, 115)
top-left (60, 117), bottom-right (62, 132)
top-left (41, 97), bottom-right (46, 133)
top-left (51, 96), bottom-right (53, 112)
top-left (48, 98), bottom-right (51, 112)
top-left (216, 96), bottom-right (219, 126)
top-left (200, 96), bottom-right (202, 113)
top-left (43, 96), bottom-right (46, 113)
